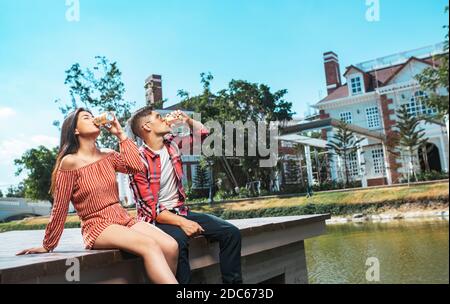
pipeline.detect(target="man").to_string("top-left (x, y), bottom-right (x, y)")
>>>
top-left (128, 106), bottom-right (242, 284)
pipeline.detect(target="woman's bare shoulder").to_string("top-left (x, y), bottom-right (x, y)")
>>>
top-left (60, 154), bottom-right (79, 170)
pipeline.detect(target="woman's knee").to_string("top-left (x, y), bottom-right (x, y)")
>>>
top-left (168, 238), bottom-right (179, 256)
top-left (137, 237), bottom-right (161, 256)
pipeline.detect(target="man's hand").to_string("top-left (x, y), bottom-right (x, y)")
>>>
top-left (179, 219), bottom-right (205, 237)
top-left (170, 110), bottom-right (191, 124)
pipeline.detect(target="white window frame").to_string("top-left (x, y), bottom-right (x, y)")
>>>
top-left (366, 106), bottom-right (381, 129)
top-left (349, 74), bottom-right (364, 96)
top-left (346, 152), bottom-right (359, 178)
top-left (405, 91), bottom-right (436, 117)
top-left (371, 148), bottom-right (385, 176)
top-left (340, 111), bottom-right (353, 124)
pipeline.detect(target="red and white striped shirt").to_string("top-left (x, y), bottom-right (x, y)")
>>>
top-left (43, 138), bottom-right (145, 251)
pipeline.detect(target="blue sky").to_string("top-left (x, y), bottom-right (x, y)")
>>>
top-left (0, 0), bottom-right (448, 192)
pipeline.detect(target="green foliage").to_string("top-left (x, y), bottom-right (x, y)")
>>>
top-left (414, 170), bottom-right (449, 182)
top-left (312, 180), bottom-right (362, 192)
top-left (395, 105), bottom-right (428, 182)
top-left (177, 73), bottom-right (294, 191)
top-left (14, 146), bottom-right (58, 201)
top-left (237, 187), bottom-right (252, 198)
top-left (326, 121), bottom-right (364, 187)
top-left (6, 183), bottom-right (25, 198)
top-left (0, 221), bottom-right (81, 233)
top-left (54, 56), bottom-right (135, 149)
top-left (415, 6), bottom-right (449, 119)
top-left (211, 197), bottom-right (448, 220)
top-left (193, 159), bottom-right (211, 190)
top-left (0, 189), bottom-right (3, 198)
top-left (396, 105), bottom-right (427, 150)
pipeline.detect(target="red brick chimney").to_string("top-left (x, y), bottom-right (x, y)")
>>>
top-left (323, 52), bottom-right (342, 95)
top-left (145, 74), bottom-right (163, 106)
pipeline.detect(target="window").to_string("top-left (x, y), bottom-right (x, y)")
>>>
top-left (366, 106), bottom-right (381, 129)
top-left (405, 91), bottom-right (437, 117)
top-left (350, 76), bottom-right (363, 95)
top-left (345, 152), bottom-right (359, 178)
top-left (340, 111), bottom-right (353, 124)
top-left (371, 148), bottom-right (385, 175)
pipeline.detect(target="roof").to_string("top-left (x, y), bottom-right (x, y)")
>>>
top-left (317, 55), bottom-right (441, 104)
top-left (318, 85), bottom-right (348, 103)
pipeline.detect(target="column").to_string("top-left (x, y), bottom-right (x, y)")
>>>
top-left (382, 143), bottom-right (392, 185)
top-left (304, 145), bottom-right (314, 187)
top-left (439, 133), bottom-right (449, 173)
top-left (356, 138), bottom-right (368, 188)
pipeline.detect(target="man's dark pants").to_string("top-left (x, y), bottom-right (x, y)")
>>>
top-left (156, 211), bottom-right (243, 284)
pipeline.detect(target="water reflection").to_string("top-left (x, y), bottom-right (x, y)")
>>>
top-left (305, 218), bottom-right (449, 284)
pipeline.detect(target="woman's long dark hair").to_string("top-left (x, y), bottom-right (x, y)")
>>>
top-left (50, 108), bottom-right (92, 195)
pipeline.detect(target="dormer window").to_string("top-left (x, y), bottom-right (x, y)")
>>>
top-left (350, 75), bottom-right (363, 95)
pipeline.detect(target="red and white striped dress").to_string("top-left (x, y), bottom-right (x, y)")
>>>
top-left (43, 138), bottom-right (145, 251)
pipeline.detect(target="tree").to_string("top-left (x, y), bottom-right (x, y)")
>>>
top-left (6, 183), bottom-right (25, 198)
top-left (14, 146), bottom-right (58, 201)
top-left (415, 6), bottom-right (449, 119)
top-left (193, 159), bottom-right (211, 190)
top-left (284, 159), bottom-right (301, 185)
top-left (0, 189), bottom-right (3, 198)
top-left (178, 73), bottom-right (295, 192)
top-left (54, 56), bottom-right (135, 149)
top-left (326, 121), bottom-right (364, 188)
top-left (395, 105), bottom-right (428, 184)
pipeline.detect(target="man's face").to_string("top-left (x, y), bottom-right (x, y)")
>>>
top-left (141, 111), bottom-right (172, 136)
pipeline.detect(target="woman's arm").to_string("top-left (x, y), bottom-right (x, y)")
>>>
top-left (17, 167), bottom-right (76, 255)
top-left (105, 115), bottom-right (145, 174)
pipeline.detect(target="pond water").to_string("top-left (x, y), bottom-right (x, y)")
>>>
top-left (305, 218), bottom-right (449, 284)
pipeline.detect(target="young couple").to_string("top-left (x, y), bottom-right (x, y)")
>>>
top-left (18, 107), bottom-right (242, 284)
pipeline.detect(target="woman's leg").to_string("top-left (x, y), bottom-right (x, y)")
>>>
top-left (93, 224), bottom-right (178, 284)
top-left (130, 221), bottom-right (179, 276)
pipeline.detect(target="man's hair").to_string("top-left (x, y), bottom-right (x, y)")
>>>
top-left (129, 106), bottom-right (153, 139)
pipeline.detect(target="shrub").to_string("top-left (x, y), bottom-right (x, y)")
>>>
top-left (416, 171), bottom-right (449, 182)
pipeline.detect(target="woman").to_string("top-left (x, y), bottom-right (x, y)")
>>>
top-left (17, 108), bottom-right (179, 284)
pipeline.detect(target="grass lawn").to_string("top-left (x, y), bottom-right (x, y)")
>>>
top-left (1, 181), bottom-right (448, 232)
top-left (194, 181), bottom-right (449, 213)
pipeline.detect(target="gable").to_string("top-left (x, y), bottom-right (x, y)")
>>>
top-left (344, 66), bottom-right (365, 77)
top-left (388, 58), bottom-right (433, 84)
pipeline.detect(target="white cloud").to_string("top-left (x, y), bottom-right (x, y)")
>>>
top-left (31, 135), bottom-right (59, 147)
top-left (0, 135), bottom-right (59, 165)
top-left (0, 107), bottom-right (16, 119)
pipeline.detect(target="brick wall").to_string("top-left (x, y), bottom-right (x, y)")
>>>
top-left (380, 94), bottom-right (401, 183)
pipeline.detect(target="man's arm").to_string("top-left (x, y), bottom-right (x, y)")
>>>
top-left (157, 210), bottom-right (205, 237)
top-left (166, 110), bottom-right (209, 151)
